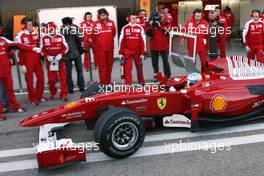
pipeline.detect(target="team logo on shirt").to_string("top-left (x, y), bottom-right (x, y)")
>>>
top-left (134, 29), bottom-right (140, 33)
top-left (44, 39), bottom-right (50, 43)
top-left (55, 38), bottom-right (62, 42)
top-left (126, 29), bottom-right (131, 35)
top-left (23, 38), bottom-right (29, 44)
top-left (107, 22), bottom-right (112, 26)
top-left (126, 29), bottom-right (131, 34)
top-left (44, 39), bottom-right (51, 45)
top-left (251, 25), bottom-right (255, 30)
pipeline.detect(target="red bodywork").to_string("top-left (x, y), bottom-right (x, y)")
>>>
top-left (20, 57), bottom-right (264, 128)
top-left (20, 57), bottom-right (264, 169)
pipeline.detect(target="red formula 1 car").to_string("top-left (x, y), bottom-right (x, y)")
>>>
top-left (20, 56), bottom-right (264, 170)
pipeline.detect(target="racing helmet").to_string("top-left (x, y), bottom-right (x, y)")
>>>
top-left (186, 72), bottom-right (202, 87)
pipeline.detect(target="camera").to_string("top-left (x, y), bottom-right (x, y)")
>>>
top-left (149, 11), bottom-right (161, 28)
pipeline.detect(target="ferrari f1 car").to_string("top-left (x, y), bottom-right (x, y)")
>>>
top-left (20, 56), bottom-right (264, 170)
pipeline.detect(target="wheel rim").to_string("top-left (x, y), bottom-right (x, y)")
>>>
top-left (111, 121), bottom-right (139, 151)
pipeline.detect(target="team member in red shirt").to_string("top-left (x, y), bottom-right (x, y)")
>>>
top-left (261, 10), bottom-right (264, 21)
top-left (40, 22), bottom-right (69, 101)
top-left (0, 35), bottom-right (40, 115)
top-left (80, 12), bottom-right (97, 71)
top-left (243, 10), bottom-right (264, 63)
top-left (163, 7), bottom-right (173, 25)
top-left (222, 6), bottom-right (235, 41)
top-left (137, 9), bottom-right (149, 30)
top-left (119, 12), bottom-right (145, 85)
top-left (182, 9), bottom-right (209, 73)
top-left (15, 18), bottom-right (45, 105)
top-left (93, 8), bottom-right (116, 85)
top-left (215, 6), bottom-right (228, 58)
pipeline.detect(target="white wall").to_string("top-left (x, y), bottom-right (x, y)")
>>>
top-left (38, 6), bottom-right (119, 57)
top-left (240, 0), bottom-right (264, 29)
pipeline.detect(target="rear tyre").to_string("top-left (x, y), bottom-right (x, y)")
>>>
top-left (94, 107), bottom-right (145, 158)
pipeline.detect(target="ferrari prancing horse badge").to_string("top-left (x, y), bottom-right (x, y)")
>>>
top-left (157, 98), bottom-right (167, 110)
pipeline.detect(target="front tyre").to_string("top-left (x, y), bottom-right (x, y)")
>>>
top-left (94, 107), bottom-right (145, 158)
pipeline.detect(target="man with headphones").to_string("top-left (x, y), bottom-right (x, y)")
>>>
top-left (119, 12), bottom-right (145, 85)
top-left (183, 8), bottom-right (209, 73)
top-left (92, 8), bottom-right (116, 85)
top-left (15, 18), bottom-right (46, 105)
top-left (243, 10), bottom-right (264, 63)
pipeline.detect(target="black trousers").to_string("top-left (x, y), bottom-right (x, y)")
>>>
top-left (151, 50), bottom-right (171, 78)
top-left (66, 56), bottom-right (85, 91)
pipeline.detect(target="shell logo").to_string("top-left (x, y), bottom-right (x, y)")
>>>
top-left (210, 95), bottom-right (227, 112)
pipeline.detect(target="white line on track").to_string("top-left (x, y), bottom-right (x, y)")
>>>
top-left (1, 122), bottom-right (264, 158)
top-left (1, 133), bottom-right (264, 173)
top-left (1, 122), bottom-right (264, 159)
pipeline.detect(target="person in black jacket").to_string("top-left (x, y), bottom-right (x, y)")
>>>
top-left (61, 17), bottom-right (85, 93)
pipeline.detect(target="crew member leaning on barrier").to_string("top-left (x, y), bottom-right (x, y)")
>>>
top-left (0, 33), bottom-right (41, 120)
top-left (182, 8), bottom-right (209, 73)
top-left (119, 12), bottom-right (146, 85)
top-left (243, 10), bottom-right (264, 63)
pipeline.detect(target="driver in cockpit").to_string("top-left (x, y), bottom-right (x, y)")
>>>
top-left (186, 72), bottom-right (203, 88)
